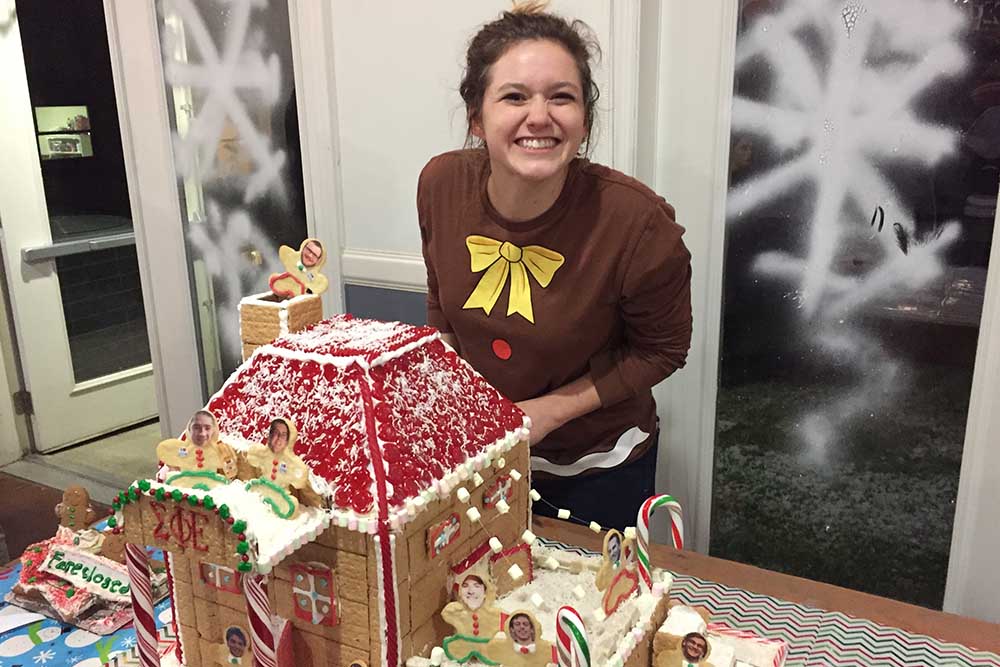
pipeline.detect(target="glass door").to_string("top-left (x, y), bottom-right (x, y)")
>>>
top-left (154, 0), bottom-right (311, 396)
top-left (711, 0), bottom-right (998, 608)
top-left (0, 0), bottom-right (156, 451)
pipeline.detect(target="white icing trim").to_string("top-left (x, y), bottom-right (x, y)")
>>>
top-left (530, 426), bottom-right (650, 477)
top-left (238, 291), bottom-right (316, 309)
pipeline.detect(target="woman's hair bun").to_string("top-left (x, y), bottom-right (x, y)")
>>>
top-left (510, 0), bottom-right (549, 16)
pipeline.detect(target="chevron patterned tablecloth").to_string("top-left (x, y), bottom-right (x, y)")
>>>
top-left (541, 538), bottom-right (1000, 667)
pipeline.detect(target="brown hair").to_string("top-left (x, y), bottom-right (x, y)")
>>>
top-left (459, 2), bottom-right (601, 154)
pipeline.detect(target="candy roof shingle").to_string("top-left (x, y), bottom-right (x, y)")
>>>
top-left (206, 315), bottom-right (526, 520)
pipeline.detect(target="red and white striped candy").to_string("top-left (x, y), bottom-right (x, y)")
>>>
top-left (556, 605), bottom-right (590, 667)
top-left (243, 573), bottom-right (277, 667)
top-left (125, 543), bottom-right (160, 667)
top-left (636, 494), bottom-right (684, 591)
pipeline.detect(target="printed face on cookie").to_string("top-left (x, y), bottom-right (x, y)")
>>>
top-left (607, 534), bottom-right (621, 565)
top-left (189, 412), bottom-right (216, 447)
top-left (682, 632), bottom-right (708, 662)
top-left (226, 627), bottom-right (247, 658)
top-left (460, 575), bottom-right (486, 610)
top-left (510, 614), bottom-right (535, 645)
top-left (268, 419), bottom-right (290, 454)
top-left (301, 240), bottom-right (323, 267)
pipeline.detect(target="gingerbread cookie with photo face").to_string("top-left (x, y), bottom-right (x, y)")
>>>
top-left (268, 237), bottom-right (329, 298)
top-left (157, 410), bottom-right (237, 489)
top-left (595, 529), bottom-right (624, 591)
top-left (484, 610), bottom-right (554, 667)
top-left (441, 569), bottom-right (504, 664)
top-left (244, 417), bottom-right (311, 519)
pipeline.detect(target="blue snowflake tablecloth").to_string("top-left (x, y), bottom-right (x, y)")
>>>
top-left (0, 557), bottom-right (169, 667)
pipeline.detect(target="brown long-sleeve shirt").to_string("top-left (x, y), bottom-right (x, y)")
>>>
top-left (417, 149), bottom-right (692, 475)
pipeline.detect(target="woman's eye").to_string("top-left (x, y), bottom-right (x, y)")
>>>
top-left (552, 93), bottom-right (576, 103)
top-left (502, 92), bottom-right (526, 102)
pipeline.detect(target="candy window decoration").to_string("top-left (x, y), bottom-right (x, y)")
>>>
top-left (290, 563), bottom-right (338, 626)
top-left (200, 561), bottom-right (241, 595)
top-left (482, 474), bottom-right (512, 510)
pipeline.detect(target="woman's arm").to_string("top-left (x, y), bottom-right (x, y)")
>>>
top-left (517, 373), bottom-right (602, 445)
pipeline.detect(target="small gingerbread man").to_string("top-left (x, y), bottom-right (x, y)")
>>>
top-left (55, 485), bottom-right (97, 530)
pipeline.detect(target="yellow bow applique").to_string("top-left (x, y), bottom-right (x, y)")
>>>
top-left (462, 235), bottom-right (565, 324)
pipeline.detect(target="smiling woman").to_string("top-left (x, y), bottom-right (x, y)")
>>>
top-left (417, 2), bottom-right (694, 530)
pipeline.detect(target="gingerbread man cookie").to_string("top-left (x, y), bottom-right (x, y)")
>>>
top-left (441, 570), bottom-right (504, 664)
top-left (484, 610), bottom-right (554, 667)
top-left (55, 485), bottom-right (97, 530)
top-left (244, 418), bottom-right (311, 519)
top-left (157, 410), bottom-right (237, 490)
top-left (99, 529), bottom-right (127, 563)
top-left (595, 529), bottom-right (624, 591)
top-left (268, 238), bottom-right (329, 299)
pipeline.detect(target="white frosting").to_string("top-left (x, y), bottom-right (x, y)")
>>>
top-left (404, 544), bottom-right (670, 667)
top-left (660, 604), bottom-right (708, 637)
top-left (139, 480), bottom-right (329, 574)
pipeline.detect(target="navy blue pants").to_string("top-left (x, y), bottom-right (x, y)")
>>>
top-left (531, 442), bottom-right (658, 532)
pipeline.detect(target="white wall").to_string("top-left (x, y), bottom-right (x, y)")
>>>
top-left (329, 1), bottom-right (613, 261)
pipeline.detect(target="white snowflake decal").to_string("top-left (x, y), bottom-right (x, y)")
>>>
top-left (33, 650), bottom-right (55, 665)
top-left (120, 636), bottom-right (137, 649)
top-left (187, 200), bottom-right (283, 361)
top-left (68, 657), bottom-right (82, 665)
top-left (728, 0), bottom-right (969, 457)
top-left (162, 0), bottom-right (287, 202)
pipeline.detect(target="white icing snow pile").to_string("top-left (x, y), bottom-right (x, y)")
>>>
top-left (405, 545), bottom-right (671, 667)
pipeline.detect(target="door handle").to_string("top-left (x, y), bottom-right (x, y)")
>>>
top-left (21, 232), bottom-right (135, 264)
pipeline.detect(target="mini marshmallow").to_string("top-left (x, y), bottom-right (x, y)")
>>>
top-left (624, 526), bottom-right (637, 540)
top-left (466, 507), bottom-right (481, 523)
top-left (495, 457), bottom-right (506, 469)
top-left (521, 529), bottom-right (536, 546)
top-left (495, 499), bottom-right (510, 515)
top-left (472, 472), bottom-right (485, 488)
top-left (557, 508), bottom-right (571, 520)
top-left (589, 521), bottom-right (602, 533)
top-left (508, 564), bottom-right (524, 581)
top-left (531, 593), bottom-right (545, 609)
top-left (592, 608), bottom-right (607, 623)
top-left (529, 489), bottom-right (541, 502)
top-left (358, 518), bottom-right (368, 533)
top-left (509, 469), bottom-right (523, 482)
top-left (544, 557), bottom-right (560, 570)
top-left (430, 646), bottom-right (445, 666)
top-left (489, 537), bottom-right (503, 554)
top-left (573, 585), bottom-right (586, 600)
top-left (457, 487), bottom-right (471, 503)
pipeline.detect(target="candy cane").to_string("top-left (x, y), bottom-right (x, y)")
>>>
top-left (636, 494), bottom-right (684, 591)
top-left (556, 605), bottom-right (590, 667)
top-left (125, 543), bottom-right (160, 667)
top-left (243, 573), bottom-right (278, 667)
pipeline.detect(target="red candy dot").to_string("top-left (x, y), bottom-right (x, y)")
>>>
top-left (491, 338), bottom-right (512, 361)
top-left (226, 517), bottom-right (235, 525)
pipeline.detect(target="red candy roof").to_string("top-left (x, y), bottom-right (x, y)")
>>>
top-left (206, 315), bottom-right (525, 518)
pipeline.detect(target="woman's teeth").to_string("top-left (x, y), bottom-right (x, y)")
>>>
top-left (517, 138), bottom-right (557, 149)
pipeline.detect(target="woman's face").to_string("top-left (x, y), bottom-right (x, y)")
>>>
top-left (269, 421), bottom-right (290, 454)
top-left (460, 577), bottom-right (486, 609)
top-left (472, 39), bottom-right (586, 193)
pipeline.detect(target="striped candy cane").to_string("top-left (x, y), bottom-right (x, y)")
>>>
top-left (636, 494), bottom-right (684, 591)
top-left (556, 606), bottom-right (590, 667)
top-left (125, 543), bottom-right (160, 667)
top-left (243, 573), bottom-right (277, 667)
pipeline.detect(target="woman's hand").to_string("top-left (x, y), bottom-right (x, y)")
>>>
top-left (516, 375), bottom-right (603, 446)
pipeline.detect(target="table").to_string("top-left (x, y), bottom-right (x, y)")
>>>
top-left (535, 516), bottom-right (1000, 654)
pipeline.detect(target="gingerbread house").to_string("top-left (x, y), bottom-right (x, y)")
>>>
top-left (118, 295), bottom-right (533, 667)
